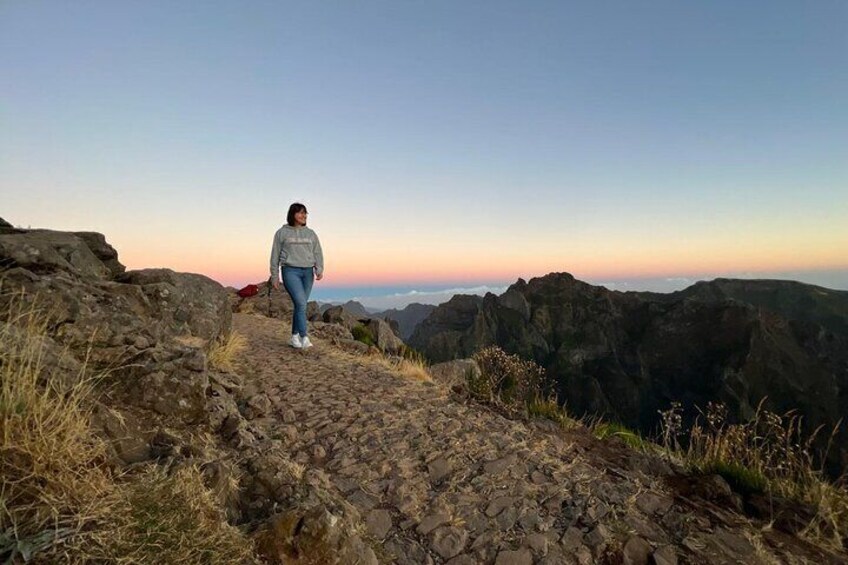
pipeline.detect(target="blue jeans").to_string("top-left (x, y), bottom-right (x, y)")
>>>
top-left (282, 266), bottom-right (314, 337)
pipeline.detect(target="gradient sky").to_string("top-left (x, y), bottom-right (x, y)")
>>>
top-left (2, 1), bottom-right (847, 294)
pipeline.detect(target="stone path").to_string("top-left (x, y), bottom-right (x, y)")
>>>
top-left (235, 313), bottom-right (835, 565)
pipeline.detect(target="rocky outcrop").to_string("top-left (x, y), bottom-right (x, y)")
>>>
top-left (322, 305), bottom-right (363, 331)
top-left (410, 273), bottom-right (848, 477)
top-left (0, 225), bottom-right (230, 416)
top-left (373, 302), bottom-right (437, 340)
top-left (366, 317), bottom-right (405, 354)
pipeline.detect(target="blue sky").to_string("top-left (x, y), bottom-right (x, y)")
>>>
top-left (2, 1), bottom-right (846, 303)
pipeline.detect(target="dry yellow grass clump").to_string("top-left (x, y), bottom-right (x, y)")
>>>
top-left (661, 401), bottom-right (848, 551)
top-left (374, 346), bottom-right (432, 382)
top-left (208, 330), bottom-right (248, 372)
top-left (0, 295), bottom-right (255, 563)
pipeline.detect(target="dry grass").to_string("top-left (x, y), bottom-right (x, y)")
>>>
top-left (207, 331), bottom-right (247, 372)
top-left (80, 465), bottom-right (255, 564)
top-left (374, 354), bottom-right (432, 382)
top-left (659, 401), bottom-right (848, 551)
top-left (0, 295), bottom-right (256, 563)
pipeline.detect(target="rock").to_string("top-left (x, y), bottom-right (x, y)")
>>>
top-left (241, 393), bottom-right (271, 420)
top-left (494, 548), bottom-right (533, 565)
top-left (428, 359), bottom-right (480, 394)
top-left (445, 556), bottom-right (476, 565)
top-left (336, 339), bottom-right (372, 355)
top-left (0, 320), bottom-right (84, 391)
top-left (338, 535), bottom-right (378, 565)
top-left (486, 496), bottom-right (519, 517)
top-left (127, 347), bottom-right (210, 424)
top-left (417, 512), bottom-right (451, 535)
top-left (497, 286), bottom-right (531, 321)
top-left (523, 532), bottom-right (548, 556)
top-left (0, 229), bottom-right (112, 279)
top-left (255, 505), bottom-right (348, 564)
top-left (365, 509), bottom-right (392, 539)
top-left (427, 457), bottom-right (452, 483)
top-left (652, 545), bottom-right (678, 565)
top-left (484, 453), bottom-right (517, 475)
top-left (375, 303), bottom-right (436, 340)
top-left (622, 536), bottom-right (652, 565)
top-left (431, 526), bottom-right (468, 560)
top-left (323, 305), bottom-right (362, 330)
top-left (90, 404), bottom-right (151, 464)
top-left (115, 268), bottom-right (232, 341)
top-left (367, 317), bottom-right (405, 354)
top-left (311, 321), bottom-right (354, 341)
top-left (72, 231), bottom-right (125, 277)
top-left (560, 527), bottom-right (584, 551)
top-left (584, 524), bottom-right (611, 548)
top-left (207, 385), bottom-right (241, 431)
top-left (635, 492), bottom-right (673, 515)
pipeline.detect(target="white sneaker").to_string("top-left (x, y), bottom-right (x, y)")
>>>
top-left (290, 334), bottom-right (302, 348)
top-left (300, 336), bottom-right (313, 349)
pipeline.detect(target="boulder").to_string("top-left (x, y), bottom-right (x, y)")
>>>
top-left (429, 359), bottom-right (481, 395)
top-left (366, 318), bottom-right (405, 354)
top-left (72, 231), bottom-right (125, 277)
top-left (115, 268), bottom-right (231, 341)
top-left (322, 305), bottom-right (362, 331)
top-left (123, 344), bottom-right (210, 424)
top-left (0, 229), bottom-right (112, 279)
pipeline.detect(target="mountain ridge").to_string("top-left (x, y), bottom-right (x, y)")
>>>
top-left (410, 272), bottom-right (848, 477)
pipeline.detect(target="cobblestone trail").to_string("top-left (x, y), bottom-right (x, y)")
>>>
top-left (235, 314), bottom-right (833, 565)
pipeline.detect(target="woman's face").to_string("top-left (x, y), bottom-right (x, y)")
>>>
top-left (294, 210), bottom-right (308, 226)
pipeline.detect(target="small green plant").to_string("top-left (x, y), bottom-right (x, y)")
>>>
top-left (593, 422), bottom-right (655, 452)
top-left (527, 396), bottom-right (577, 429)
top-left (351, 324), bottom-right (375, 347)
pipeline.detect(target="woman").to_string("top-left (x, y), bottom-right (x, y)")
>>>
top-left (270, 203), bottom-right (324, 348)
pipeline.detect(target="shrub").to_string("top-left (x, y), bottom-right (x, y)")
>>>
top-left (471, 345), bottom-right (547, 407)
top-left (351, 324), bottom-right (375, 347)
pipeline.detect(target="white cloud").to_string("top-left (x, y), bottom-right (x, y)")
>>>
top-left (351, 285), bottom-right (509, 311)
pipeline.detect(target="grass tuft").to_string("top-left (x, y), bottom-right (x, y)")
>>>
top-left (351, 324), bottom-right (375, 347)
top-left (659, 400), bottom-right (848, 550)
top-left (208, 331), bottom-right (247, 372)
top-left (528, 396), bottom-right (578, 429)
top-left (592, 421), bottom-right (655, 452)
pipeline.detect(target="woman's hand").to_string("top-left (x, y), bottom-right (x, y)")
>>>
top-left (272, 279), bottom-right (280, 290)
top-left (316, 273), bottom-right (323, 281)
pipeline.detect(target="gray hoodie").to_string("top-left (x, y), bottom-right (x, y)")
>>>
top-left (270, 225), bottom-right (324, 278)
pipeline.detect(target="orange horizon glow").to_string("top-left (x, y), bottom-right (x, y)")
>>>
top-left (123, 251), bottom-right (848, 289)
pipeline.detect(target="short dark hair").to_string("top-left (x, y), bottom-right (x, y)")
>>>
top-left (287, 203), bottom-right (307, 226)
